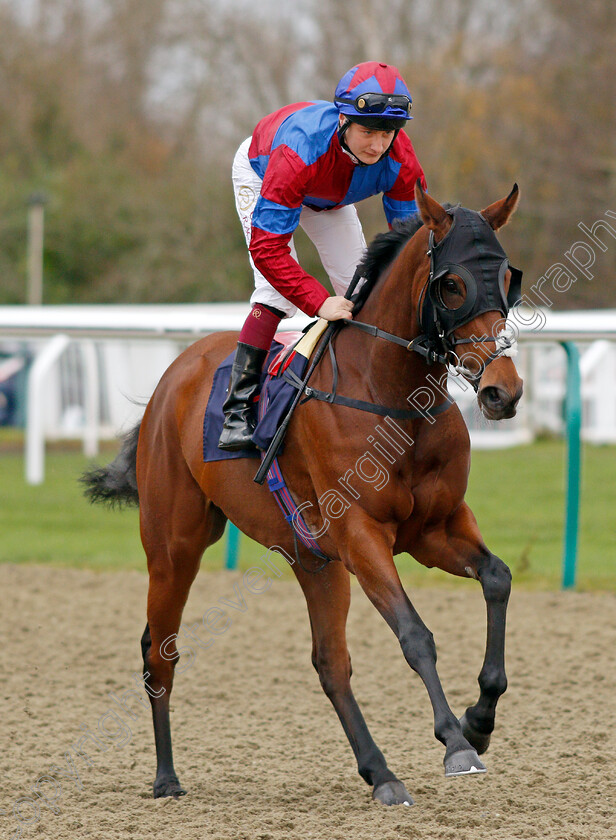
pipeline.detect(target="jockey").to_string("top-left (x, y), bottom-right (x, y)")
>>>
top-left (219, 60), bottom-right (427, 451)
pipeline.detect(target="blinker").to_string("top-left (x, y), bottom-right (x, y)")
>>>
top-left (507, 264), bottom-right (524, 309)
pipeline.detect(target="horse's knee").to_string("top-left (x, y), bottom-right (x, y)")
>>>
top-left (313, 648), bottom-right (352, 699)
top-left (141, 623), bottom-right (152, 661)
top-left (141, 622), bottom-right (160, 684)
top-left (144, 651), bottom-right (177, 699)
top-left (477, 554), bottom-right (511, 603)
top-left (141, 623), bottom-right (182, 697)
top-left (399, 624), bottom-right (436, 672)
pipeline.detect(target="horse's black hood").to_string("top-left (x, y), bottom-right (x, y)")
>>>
top-left (421, 205), bottom-right (522, 340)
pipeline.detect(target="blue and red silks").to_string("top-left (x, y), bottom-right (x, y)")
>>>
top-left (246, 100), bottom-right (426, 316)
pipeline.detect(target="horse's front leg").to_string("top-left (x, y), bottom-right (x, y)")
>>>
top-left (411, 502), bottom-right (512, 756)
top-left (459, 550), bottom-right (511, 754)
top-left (342, 521), bottom-right (486, 778)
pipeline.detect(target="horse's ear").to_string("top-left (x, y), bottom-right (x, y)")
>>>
top-left (415, 180), bottom-right (451, 240)
top-left (481, 184), bottom-right (520, 231)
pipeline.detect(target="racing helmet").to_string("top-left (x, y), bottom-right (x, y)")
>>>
top-left (334, 61), bottom-right (413, 131)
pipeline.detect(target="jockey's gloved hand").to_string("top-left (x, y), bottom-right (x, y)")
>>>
top-left (317, 296), bottom-right (354, 322)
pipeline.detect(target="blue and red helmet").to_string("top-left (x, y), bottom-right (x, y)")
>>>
top-left (334, 61), bottom-right (413, 130)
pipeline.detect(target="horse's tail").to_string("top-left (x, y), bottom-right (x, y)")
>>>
top-left (80, 422), bottom-right (141, 508)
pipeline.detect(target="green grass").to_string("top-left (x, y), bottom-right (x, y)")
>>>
top-left (457, 440), bottom-right (613, 590)
top-left (0, 438), bottom-right (613, 589)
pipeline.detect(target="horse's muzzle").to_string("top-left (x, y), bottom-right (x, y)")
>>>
top-left (478, 383), bottom-right (523, 420)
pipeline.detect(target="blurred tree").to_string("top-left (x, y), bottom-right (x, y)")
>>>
top-left (0, 0), bottom-right (613, 308)
top-left (0, 0), bottom-right (253, 303)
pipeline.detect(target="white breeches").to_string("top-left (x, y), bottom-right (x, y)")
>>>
top-left (231, 136), bottom-right (367, 317)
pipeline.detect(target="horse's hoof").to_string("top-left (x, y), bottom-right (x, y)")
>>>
top-left (459, 711), bottom-right (492, 755)
top-left (153, 774), bottom-right (187, 799)
top-left (372, 780), bottom-right (414, 806)
top-left (444, 749), bottom-right (486, 777)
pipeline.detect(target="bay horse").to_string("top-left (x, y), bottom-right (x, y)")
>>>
top-left (83, 183), bottom-right (523, 807)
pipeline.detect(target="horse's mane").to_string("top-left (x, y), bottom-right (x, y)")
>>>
top-left (353, 204), bottom-right (455, 310)
top-left (357, 216), bottom-right (424, 288)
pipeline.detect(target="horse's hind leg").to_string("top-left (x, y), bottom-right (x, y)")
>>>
top-left (139, 456), bottom-right (226, 798)
top-left (296, 561), bottom-right (413, 806)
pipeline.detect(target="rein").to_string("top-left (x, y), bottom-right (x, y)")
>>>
top-left (289, 331), bottom-right (452, 420)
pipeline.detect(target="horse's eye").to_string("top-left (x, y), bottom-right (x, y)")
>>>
top-left (435, 276), bottom-right (465, 310)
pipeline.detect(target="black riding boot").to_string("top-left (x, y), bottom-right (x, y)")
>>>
top-left (218, 342), bottom-right (267, 451)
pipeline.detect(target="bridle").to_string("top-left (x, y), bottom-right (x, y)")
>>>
top-left (344, 205), bottom-right (523, 392)
top-left (418, 205), bottom-right (522, 387)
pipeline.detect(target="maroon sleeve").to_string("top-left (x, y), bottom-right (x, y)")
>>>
top-left (249, 227), bottom-right (330, 317)
top-left (249, 144), bottom-right (330, 316)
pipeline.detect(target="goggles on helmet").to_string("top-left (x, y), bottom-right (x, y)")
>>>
top-left (335, 92), bottom-right (412, 118)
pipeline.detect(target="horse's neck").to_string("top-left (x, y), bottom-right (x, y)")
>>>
top-left (359, 230), bottom-right (426, 336)
top-left (354, 231), bottom-right (434, 398)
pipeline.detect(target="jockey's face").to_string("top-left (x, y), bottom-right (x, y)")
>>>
top-left (342, 120), bottom-right (395, 164)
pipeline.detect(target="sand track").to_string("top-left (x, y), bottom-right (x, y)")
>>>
top-left (1, 564), bottom-right (614, 840)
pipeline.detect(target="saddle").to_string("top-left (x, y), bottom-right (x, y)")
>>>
top-left (202, 319), bottom-right (329, 464)
top-left (267, 320), bottom-right (329, 377)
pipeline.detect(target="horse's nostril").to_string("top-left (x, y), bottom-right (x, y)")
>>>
top-left (481, 386), bottom-right (505, 407)
top-left (479, 384), bottom-right (520, 419)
